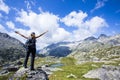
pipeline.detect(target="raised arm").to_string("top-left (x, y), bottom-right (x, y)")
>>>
top-left (35, 30), bottom-right (48, 38)
top-left (15, 31), bottom-right (28, 39)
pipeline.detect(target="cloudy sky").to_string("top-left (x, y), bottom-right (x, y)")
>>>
top-left (0, 0), bottom-right (120, 49)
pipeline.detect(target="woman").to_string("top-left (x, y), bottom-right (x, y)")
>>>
top-left (15, 31), bottom-right (48, 70)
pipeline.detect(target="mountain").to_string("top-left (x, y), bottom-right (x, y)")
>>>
top-left (40, 34), bottom-right (120, 61)
top-left (40, 41), bottom-right (82, 57)
top-left (40, 42), bottom-right (72, 57)
top-left (98, 34), bottom-right (108, 39)
top-left (69, 34), bottom-right (120, 63)
top-left (0, 32), bottom-right (26, 65)
top-left (84, 36), bottom-right (97, 41)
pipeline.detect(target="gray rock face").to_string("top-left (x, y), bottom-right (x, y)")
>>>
top-left (84, 36), bottom-right (97, 41)
top-left (26, 69), bottom-right (48, 80)
top-left (41, 34), bottom-right (120, 59)
top-left (0, 70), bottom-right (9, 75)
top-left (3, 65), bottom-right (19, 72)
top-left (68, 34), bottom-right (120, 62)
top-left (0, 32), bottom-right (26, 64)
top-left (83, 65), bottom-right (120, 80)
top-left (10, 67), bottom-right (49, 80)
top-left (98, 34), bottom-right (108, 39)
top-left (40, 42), bottom-right (72, 57)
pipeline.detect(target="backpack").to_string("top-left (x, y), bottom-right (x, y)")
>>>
top-left (25, 38), bottom-right (36, 49)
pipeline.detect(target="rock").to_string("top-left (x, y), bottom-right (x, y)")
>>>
top-left (0, 64), bottom-right (2, 67)
top-left (0, 70), bottom-right (9, 75)
top-left (41, 64), bottom-right (49, 68)
top-left (26, 70), bottom-right (48, 80)
top-left (10, 67), bottom-right (49, 80)
top-left (91, 64), bottom-right (98, 67)
top-left (14, 67), bottom-right (28, 77)
top-left (16, 60), bottom-right (23, 65)
top-left (66, 73), bottom-right (77, 78)
top-left (42, 67), bottom-right (63, 75)
top-left (3, 65), bottom-right (19, 72)
top-left (0, 32), bottom-right (26, 64)
top-left (27, 74), bottom-right (32, 78)
top-left (83, 65), bottom-right (120, 80)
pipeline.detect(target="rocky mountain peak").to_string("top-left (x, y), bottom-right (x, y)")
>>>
top-left (84, 36), bottom-right (97, 41)
top-left (0, 32), bottom-right (10, 38)
top-left (98, 34), bottom-right (108, 39)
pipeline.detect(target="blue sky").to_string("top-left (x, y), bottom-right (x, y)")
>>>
top-left (0, 0), bottom-right (120, 49)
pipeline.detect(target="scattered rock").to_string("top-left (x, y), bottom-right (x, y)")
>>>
top-left (10, 67), bottom-right (49, 80)
top-left (16, 60), bottom-right (23, 65)
top-left (66, 73), bottom-right (77, 78)
top-left (3, 65), bottom-right (19, 72)
top-left (0, 63), bottom-right (20, 77)
top-left (41, 64), bottom-right (49, 68)
top-left (83, 65), bottom-right (120, 80)
top-left (14, 67), bottom-right (28, 77)
top-left (91, 64), bottom-right (98, 67)
top-left (42, 67), bottom-right (63, 75)
top-left (0, 70), bottom-right (9, 75)
top-left (26, 69), bottom-right (48, 80)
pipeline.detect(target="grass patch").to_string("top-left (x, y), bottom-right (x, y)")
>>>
top-left (49, 57), bottom-right (103, 80)
top-left (0, 72), bottom-right (15, 80)
top-left (61, 57), bottom-right (76, 65)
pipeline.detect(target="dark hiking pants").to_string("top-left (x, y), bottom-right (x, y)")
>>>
top-left (24, 48), bottom-right (36, 70)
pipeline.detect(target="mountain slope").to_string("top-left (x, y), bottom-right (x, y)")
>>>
top-left (68, 34), bottom-right (120, 63)
top-left (0, 32), bottom-right (26, 65)
top-left (40, 34), bottom-right (120, 61)
top-left (40, 41), bottom-right (81, 57)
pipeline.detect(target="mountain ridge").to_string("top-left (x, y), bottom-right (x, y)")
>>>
top-left (40, 33), bottom-right (120, 59)
top-left (0, 32), bottom-right (26, 65)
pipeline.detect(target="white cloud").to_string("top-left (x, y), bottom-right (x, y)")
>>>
top-left (16, 10), bottom-right (59, 34)
top-left (0, 24), bottom-right (7, 33)
top-left (38, 7), bottom-right (44, 13)
top-left (85, 16), bottom-right (108, 33)
top-left (61, 11), bottom-right (87, 27)
top-left (1, 9), bottom-right (108, 49)
top-left (50, 28), bottom-right (70, 42)
top-left (24, 0), bottom-right (31, 10)
top-left (91, 0), bottom-right (108, 13)
top-left (6, 21), bottom-right (15, 30)
top-left (61, 11), bottom-right (108, 41)
top-left (8, 28), bottom-right (29, 43)
top-left (0, 24), bottom-right (26, 43)
top-left (24, 0), bottom-right (35, 11)
top-left (16, 10), bottom-right (70, 49)
top-left (0, 0), bottom-right (10, 14)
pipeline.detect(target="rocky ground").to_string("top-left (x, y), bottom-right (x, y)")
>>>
top-left (0, 58), bottom-right (120, 80)
top-left (9, 67), bottom-right (49, 80)
top-left (0, 59), bottom-right (62, 80)
top-left (83, 65), bottom-right (120, 80)
top-left (0, 61), bottom-right (49, 80)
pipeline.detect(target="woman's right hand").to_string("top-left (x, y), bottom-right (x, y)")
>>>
top-left (15, 31), bottom-right (19, 34)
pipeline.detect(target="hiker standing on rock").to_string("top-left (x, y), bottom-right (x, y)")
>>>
top-left (15, 31), bottom-right (48, 70)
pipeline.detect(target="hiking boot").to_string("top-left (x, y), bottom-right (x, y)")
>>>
top-left (23, 65), bottom-right (27, 68)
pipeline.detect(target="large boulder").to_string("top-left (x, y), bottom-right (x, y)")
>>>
top-left (83, 65), bottom-right (120, 80)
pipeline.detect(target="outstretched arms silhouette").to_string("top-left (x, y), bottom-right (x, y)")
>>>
top-left (15, 30), bottom-right (48, 39)
top-left (35, 30), bottom-right (48, 38)
top-left (15, 31), bottom-right (28, 39)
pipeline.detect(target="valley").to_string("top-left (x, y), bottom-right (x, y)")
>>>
top-left (0, 32), bottom-right (120, 80)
